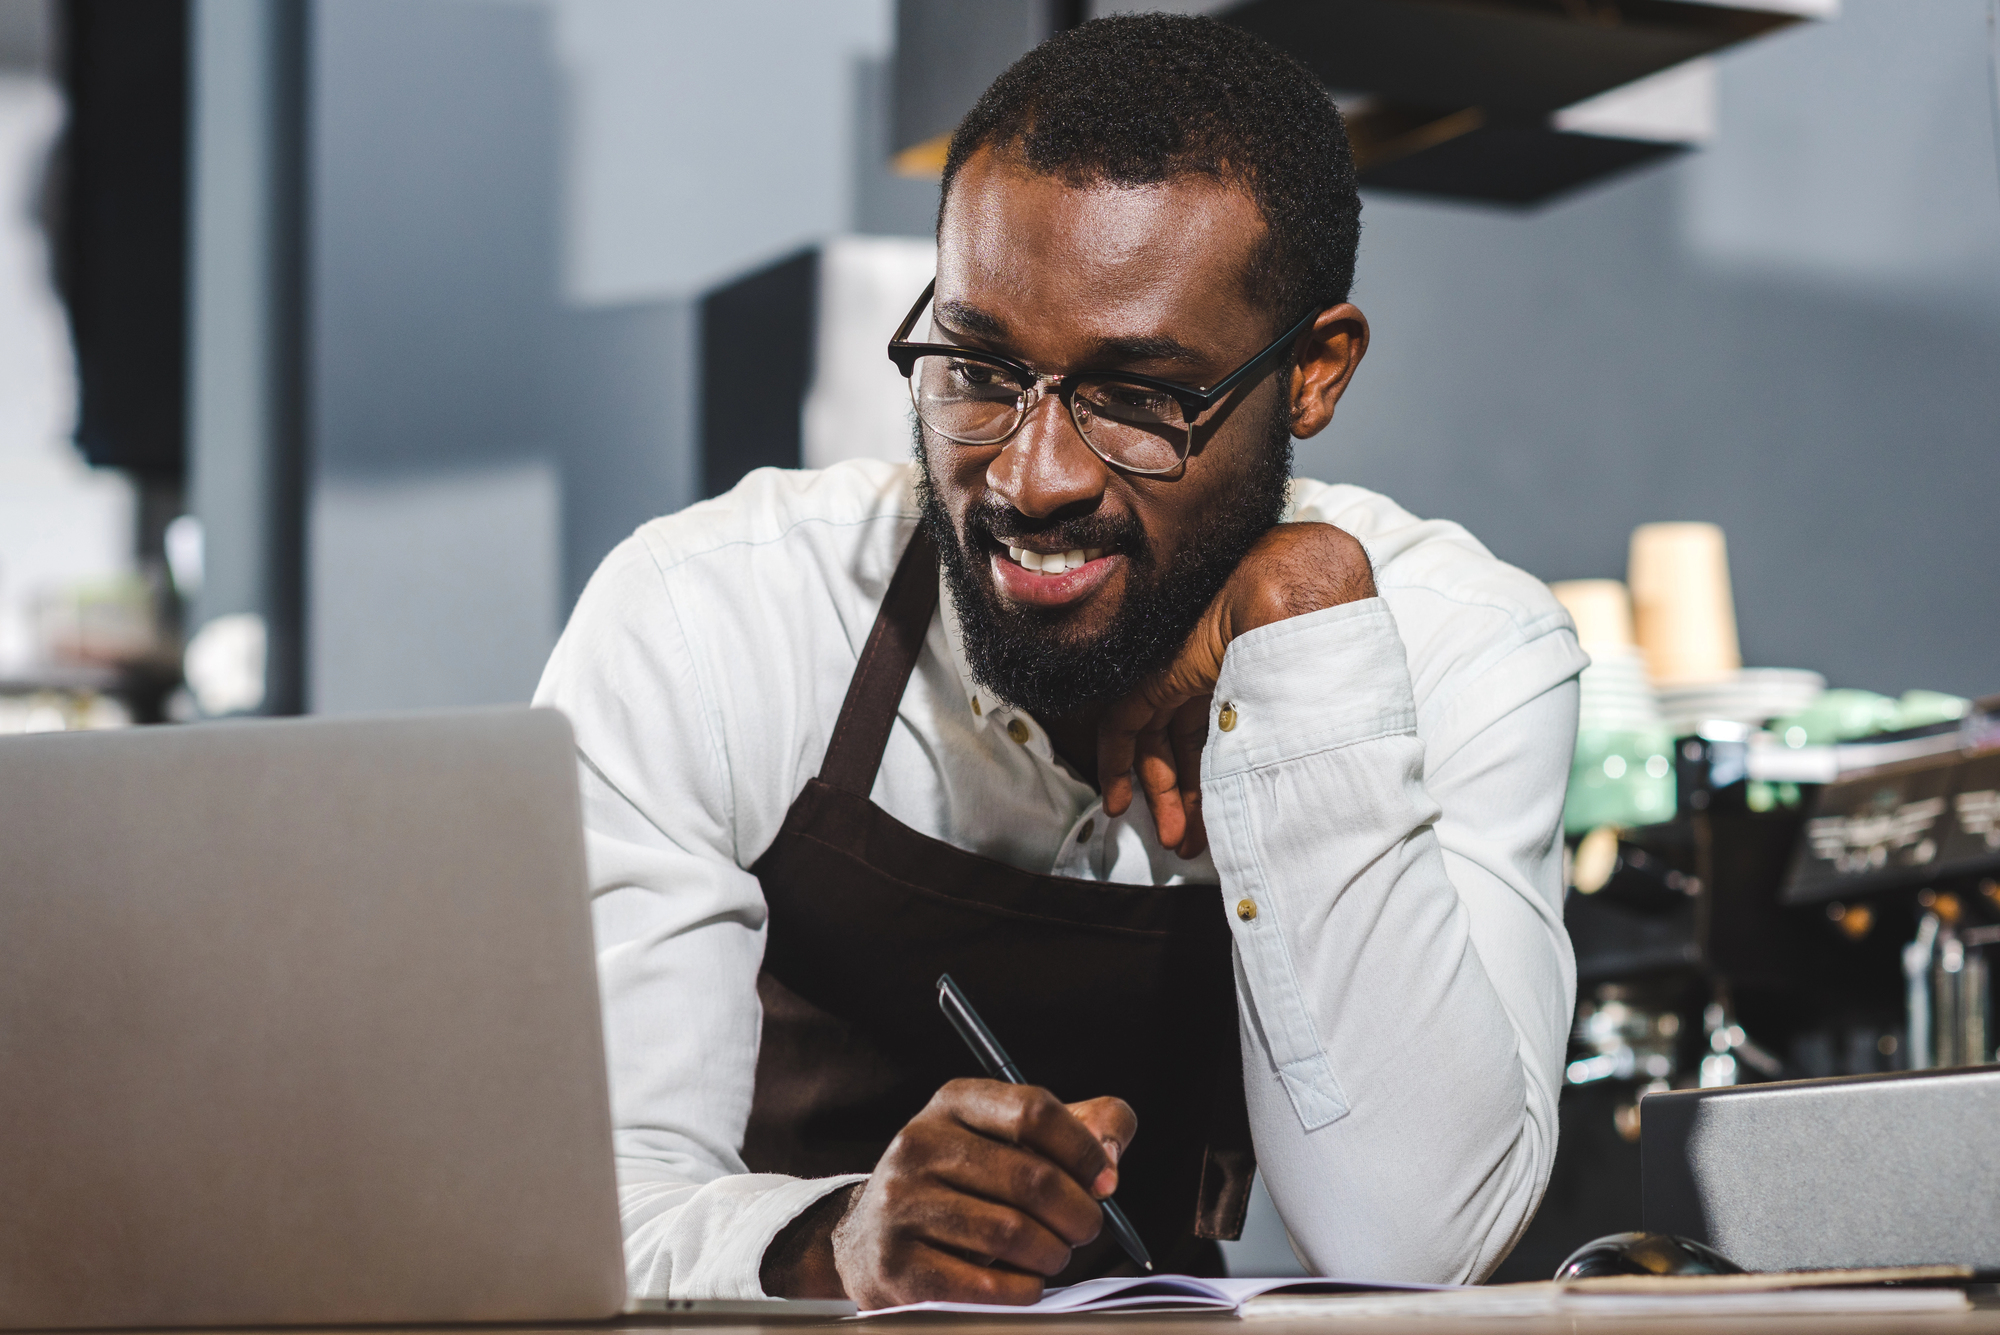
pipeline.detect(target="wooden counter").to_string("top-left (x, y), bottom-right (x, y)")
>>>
top-left (138, 1309), bottom-right (1993, 1335)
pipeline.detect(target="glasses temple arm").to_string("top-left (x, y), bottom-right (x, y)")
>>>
top-left (1185, 305), bottom-right (1324, 412)
top-left (886, 278), bottom-right (940, 366)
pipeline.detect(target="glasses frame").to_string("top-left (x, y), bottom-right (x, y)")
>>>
top-left (886, 278), bottom-right (1320, 478)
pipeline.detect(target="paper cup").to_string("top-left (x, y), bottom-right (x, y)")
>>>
top-left (1628, 522), bottom-right (1741, 686)
top-left (1551, 579), bottom-right (1636, 652)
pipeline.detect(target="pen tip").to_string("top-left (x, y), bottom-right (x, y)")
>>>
top-left (1144, 1262), bottom-right (1154, 1272)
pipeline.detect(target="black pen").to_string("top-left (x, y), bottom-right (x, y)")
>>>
top-left (935, 973), bottom-right (1154, 1273)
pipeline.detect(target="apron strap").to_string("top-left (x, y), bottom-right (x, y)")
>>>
top-left (818, 525), bottom-right (941, 796)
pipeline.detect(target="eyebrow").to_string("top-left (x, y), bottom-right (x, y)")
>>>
top-left (935, 300), bottom-right (1008, 341)
top-left (1086, 332), bottom-right (1206, 367)
top-left (933, 300), bottom-right (1210, 373)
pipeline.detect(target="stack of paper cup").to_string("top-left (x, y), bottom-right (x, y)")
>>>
top-left (1655, 669), bottom-right (1828, 735)
top-left (1628, 522), bottom-right (1741, 688)
top-left (1552, 580), bottom-right (1661, 732)
top-left (1551, 579), bottom-right (1675, 834)
top-left (1553, 578), bottom-right (1635, 655)
top-left (1623, 523), bottom-right (1827, 732)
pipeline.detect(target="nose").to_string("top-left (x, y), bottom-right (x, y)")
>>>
top-left (985, 385), bottom-right (1110, 520)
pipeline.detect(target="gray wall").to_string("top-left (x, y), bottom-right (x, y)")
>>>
top-left (306, 0), bottom-right (916, 712)
top-left (304, 0), bottom-right (2000, 710)
top-left (0, 0), bottom-right (50, 72)
top-left (309, 0), bottom-right (688, 712)
top-left (1307, 0), bottom-right (2000, 698)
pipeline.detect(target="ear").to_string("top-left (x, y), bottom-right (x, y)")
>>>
top-left (1286, 304), bottom-right (1369, 439)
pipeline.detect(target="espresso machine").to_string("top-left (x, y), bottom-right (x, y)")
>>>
top-left (1493, 696), bottom-right (2000, 1281)
top-left (1502, 534), bottom-right (1997, 1280)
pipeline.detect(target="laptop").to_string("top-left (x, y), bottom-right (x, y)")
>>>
top-left (0, 708), bottom-right (628, 1329)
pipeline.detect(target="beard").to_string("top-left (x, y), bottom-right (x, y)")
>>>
top-left (914, 408), bottom-right (1295, 722)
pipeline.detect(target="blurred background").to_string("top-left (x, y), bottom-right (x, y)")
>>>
top-left (3, 0), bottom-right (1998, 1285)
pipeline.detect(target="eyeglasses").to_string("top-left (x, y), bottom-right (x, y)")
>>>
top-left (886, 279), bottom-right (1319, 478)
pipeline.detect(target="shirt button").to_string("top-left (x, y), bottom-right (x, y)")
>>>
top-left (1077, 819), bottom-right (1095, 843)
top-left (1236, 898), bottom-right (1258, 922)
top-left (1007, 718), bottom-right (1030, 745)
top-left (971, 696), bottom-right (982, 716)
top-left (1218, 703), bottom-right (1238, 732)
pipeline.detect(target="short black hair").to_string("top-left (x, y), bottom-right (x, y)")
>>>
top-left (939, 13), bottom-right (1361, 328)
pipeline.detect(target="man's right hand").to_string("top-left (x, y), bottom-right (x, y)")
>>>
top-left (765, 1079), bottom-right (1136, 1307)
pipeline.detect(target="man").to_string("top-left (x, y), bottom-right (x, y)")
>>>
top-left (536, 13), bottom-right (1583, 1308)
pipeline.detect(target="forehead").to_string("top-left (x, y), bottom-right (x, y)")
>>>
top-left (935, 147), bottom-right (1269, 343)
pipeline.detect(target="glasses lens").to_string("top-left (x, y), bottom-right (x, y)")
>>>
top-left (910, 355), bottom-right (1023, 444)
top-left (1071, 379), bottom-right (1188, 473)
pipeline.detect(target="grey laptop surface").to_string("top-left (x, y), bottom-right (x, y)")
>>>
top-left (0, 708), bottom-right (626, 1329)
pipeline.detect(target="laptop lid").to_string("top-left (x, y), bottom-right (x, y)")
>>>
top-left (0, 708), bottom-right (624, 1328)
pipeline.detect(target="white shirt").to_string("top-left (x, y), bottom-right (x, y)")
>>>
top-left (533, 459), bottom-right (1585, 1299)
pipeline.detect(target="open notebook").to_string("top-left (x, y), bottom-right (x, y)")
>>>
top-left (856, 1264), bottom-right (1978, 1320)
top-left (857, 1274), bottom-right (1449, 1318)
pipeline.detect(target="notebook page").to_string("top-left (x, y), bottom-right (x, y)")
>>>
top-left (856, 1273), bottom-right (1233, 1317)
top-left (855, 1273), bottom-right (1454, 1318)
top-left (1204, 1276), bottom-right (1457, 1303)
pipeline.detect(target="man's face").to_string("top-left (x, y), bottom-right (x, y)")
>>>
top-left (917, 147), bottom-right (1299, 720)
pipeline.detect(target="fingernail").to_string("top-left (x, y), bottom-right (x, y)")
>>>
top-left (1093, 1167), bottom-right (1118, 1198)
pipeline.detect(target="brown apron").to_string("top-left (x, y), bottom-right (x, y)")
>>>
top-left (743, 527), bottom-right (1255, 1280)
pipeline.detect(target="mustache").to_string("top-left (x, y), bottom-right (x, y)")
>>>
top-left (960, 501), bottom-right (1149, 565)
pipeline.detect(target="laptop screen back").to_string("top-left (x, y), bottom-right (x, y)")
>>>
top-left (0, 708), bottom-right (623, 1328)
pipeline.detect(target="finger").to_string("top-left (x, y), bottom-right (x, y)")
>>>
top-left (942, 1081), bottom-right (1116, 1208)
top-left (1169, 696), bottom-right (1209, 801)
top-left (1096, 708), bottom-right (1148, 818)
top-left (904, 1179), bottom-right (1078, 1275)
top-left (925, 1151), bottom-right (1096, 1260)
top-left (1134, 726), bottom-right (1186, 850)
top-left (1168, 700), bottom-right (1209, 860)
top-left (890, 1241), bottom-right (1047, 1306)
top-left (1098, 686), bottom-right (1180, 819)
top-left (1064, 1096), bottom-right (1139, 1197)
top-left (1101, 767), bottom-right (1134, 820)
top-left (1176, 793), bottom-right (1209, 861)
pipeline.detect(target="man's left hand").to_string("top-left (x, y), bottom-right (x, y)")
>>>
top-left (1097, 521), bottom-right (1376, 858)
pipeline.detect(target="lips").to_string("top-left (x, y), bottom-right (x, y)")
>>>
top-left (989, 543), bottom-right (1119, 608)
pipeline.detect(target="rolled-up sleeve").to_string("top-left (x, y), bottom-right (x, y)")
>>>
top-left (1201, 594), bottom-right (1582, 1283)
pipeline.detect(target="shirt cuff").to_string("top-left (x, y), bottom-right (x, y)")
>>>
top-left (1205, 597), bottom-right (1417, 779)
top-left (624, 1172), bottom-right (866, 1300)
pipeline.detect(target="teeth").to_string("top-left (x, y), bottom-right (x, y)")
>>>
top-left (1006, 545), bottom-right (1107, 576)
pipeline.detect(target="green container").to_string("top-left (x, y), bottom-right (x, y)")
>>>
top-left (1565, 727), bottom-right (1677, 835)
